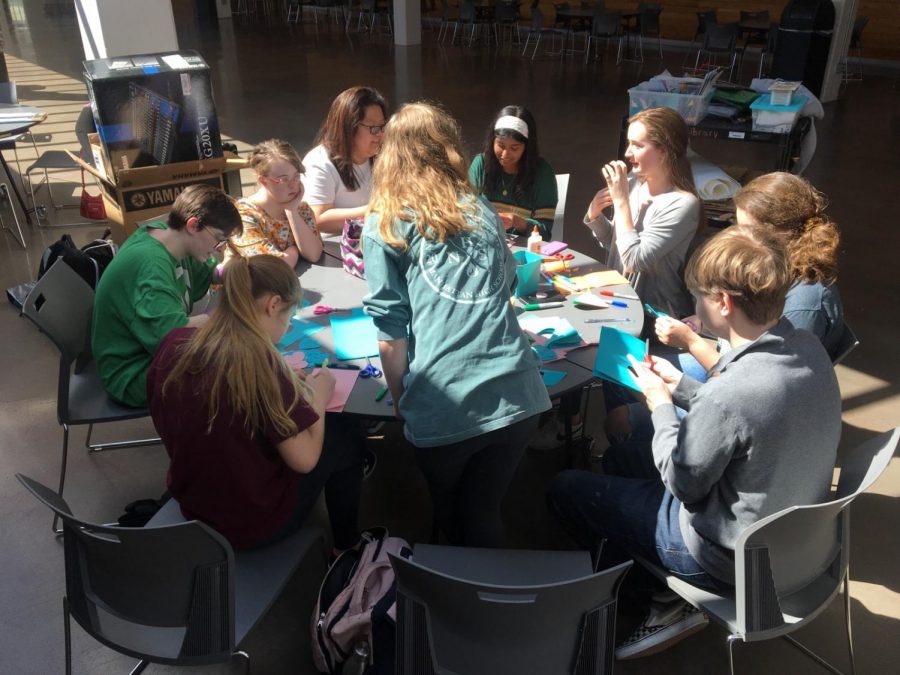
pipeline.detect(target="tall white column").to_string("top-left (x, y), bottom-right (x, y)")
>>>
top-left (393, 0), bottom-right (422, 46)
top-left (75, 0), bottom-right (179, 60)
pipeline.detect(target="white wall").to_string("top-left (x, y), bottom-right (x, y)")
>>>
top-left (76, 0), bottom-right (178, 60)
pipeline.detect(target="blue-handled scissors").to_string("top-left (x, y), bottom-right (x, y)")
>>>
top-left (359, 357), bottom-right (382, 379)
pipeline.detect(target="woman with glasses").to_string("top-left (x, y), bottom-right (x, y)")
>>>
top-left (469, 105), bottom-right (558, 241)
top-left (362, 102), bottom-right (551, 547)
top-left (229, 139), bottom-right (323, 266)
top-left (302, 86), bottom-right (389, 235)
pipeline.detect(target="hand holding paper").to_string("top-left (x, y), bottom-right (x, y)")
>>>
top-left (626, 355), bottom-right (672, 410)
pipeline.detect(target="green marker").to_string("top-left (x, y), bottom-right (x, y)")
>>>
top-left (523, 301), bottom-right (565, 311)
top-left (375, 386), bottom-right (388, 402)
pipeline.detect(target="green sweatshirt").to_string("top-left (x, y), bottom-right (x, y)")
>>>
top-left (92, 222), bottom-right (214, 407)
top-left (362, 197), bottom-right (551, 447)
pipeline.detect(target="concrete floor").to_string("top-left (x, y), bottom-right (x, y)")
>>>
top-left (0, 5), bottom-right (897, 675)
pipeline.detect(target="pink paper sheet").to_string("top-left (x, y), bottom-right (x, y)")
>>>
top-left (312, 368), bottom-right (360, 413)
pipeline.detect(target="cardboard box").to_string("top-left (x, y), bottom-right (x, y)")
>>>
top-left (83, 51), bottom-right (222, 174)
top-left (70, 151), bottom-right (247, 243)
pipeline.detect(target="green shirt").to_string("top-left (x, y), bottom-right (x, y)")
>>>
top-left (468, 153), bottom-right (558, 240)
top-left (92, 222), bottom-right (215, 407)
top-left (362, 197), bottom-right (551, 447)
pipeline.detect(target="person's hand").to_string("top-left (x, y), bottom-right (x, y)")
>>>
top-left (309, 367), bottom-right (336, 409)
top-left (601, 160), bottom-right (630, 205)
top-left (655, 316), bottom-right (700, 350)
top-left (588, 187), bottom-right (613, 221)
top-left (646, 355), bottom-right (683, 390)
top-left (283, 189), bottom-right (305, 214)
top-left (498, 212), bottom-right (527, 233)
top-left (627, 354), bottom-right (673, 411)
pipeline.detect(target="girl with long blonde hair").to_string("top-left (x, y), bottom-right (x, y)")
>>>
top-left (362, 102), bottom-right (551, 547)
top-left (147, 254), bottom-right (364, 552)
top-left (584, 106), bottom-right (701, 318)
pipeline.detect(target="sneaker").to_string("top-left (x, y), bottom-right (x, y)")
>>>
top-left (529, 420), bottom-right (584, 451)
top-left (615, 600), bottom-right (709, 660)
top-left (364, 420), bottom-right (386, 436)
top-left (362, 450), bottom-right (377, 480)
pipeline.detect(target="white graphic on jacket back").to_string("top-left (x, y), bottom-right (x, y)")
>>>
top-left (419, 224), bottom-right (506, 304)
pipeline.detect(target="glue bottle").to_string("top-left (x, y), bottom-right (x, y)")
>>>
top-left (527, 226), bottom-right (542, 254)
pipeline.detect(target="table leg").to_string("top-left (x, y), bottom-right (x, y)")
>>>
top-left (0, 149), bottom-right (33, 225)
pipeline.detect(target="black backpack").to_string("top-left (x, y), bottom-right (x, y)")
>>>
top-left (38, 229), bottom-right (117, 289)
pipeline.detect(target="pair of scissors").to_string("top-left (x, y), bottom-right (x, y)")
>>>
top-left (359, 357), bottom-right (382, 379)
top-left (313, 305), bottom-right (353, 316)
top-left (549, 252), bottom-right (575, 261)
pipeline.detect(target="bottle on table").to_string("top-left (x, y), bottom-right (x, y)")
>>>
top-left (341, 640), bottom-right (370, 675)
top-left (527, 226), bottom-right (542, 254)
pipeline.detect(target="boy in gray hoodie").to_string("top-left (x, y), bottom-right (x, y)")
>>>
top-left (548, 225), bottom-right (842, 660)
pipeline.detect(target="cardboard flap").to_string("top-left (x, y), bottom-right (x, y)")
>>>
top-left (66, 150), bottom-right (115, 188)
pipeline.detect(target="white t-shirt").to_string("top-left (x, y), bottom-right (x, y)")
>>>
top-left (301, 144), bottom-right (373, 209)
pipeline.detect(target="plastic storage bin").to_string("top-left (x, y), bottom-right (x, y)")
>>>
top-left (628, 85), bottom-right (715, 125)
top-left (750, 94), bottom-right (808, 134)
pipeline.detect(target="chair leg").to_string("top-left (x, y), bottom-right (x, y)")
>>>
top-left (84, 422), bottom-right (162, 453)
top-left (727, 634), bottom-right (741, 675)
top-left (234, 649), bottom-right (251, 674)
top-left (843, 569), bottom-right (856, 675)
top-left (127, 660), bottom-right (150, 675)
top-left (53, 424), bottom-right (71, 534)
top-left (64, 597), bottom-right (72, 675)
top-left (0, 182), bottom-right (26, 248)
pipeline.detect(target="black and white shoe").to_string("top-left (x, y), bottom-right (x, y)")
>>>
top-left (615, 599), bottom-right (709, 660)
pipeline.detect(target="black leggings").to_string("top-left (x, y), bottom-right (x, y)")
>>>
top-left (415, 414), bottom-right (541, 548)
top-left (265, 414), bottom-right (365, 551)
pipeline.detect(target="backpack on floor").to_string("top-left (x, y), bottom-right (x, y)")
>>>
top-left (311, 526), bottom-right (411, 674)
top-left (37, 228), bottom-right (117, 290)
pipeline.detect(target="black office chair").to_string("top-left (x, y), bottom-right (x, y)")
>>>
top-left (17, 473), bottom-right (327, 675)
top-left (20, 260), bottom-right (160, 533)
top-left (694, 21), bottom-right (741, 82)
top-left (392, 545), bottom-right (632, 674)
top-left (842, 15), bottom-right (869, 82)
top-left (585, 10), bottom-right (622, 64)
top-left (683, 9), bottom-right (717, 67)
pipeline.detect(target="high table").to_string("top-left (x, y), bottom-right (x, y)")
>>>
top-left (299, 240), bottom-right (643, 422)
top-left (0, 103), bottom-right (47, 228)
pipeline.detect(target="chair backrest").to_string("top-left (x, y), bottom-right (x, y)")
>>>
top-left (850, 15), bottom-right (868, 47)
top-left (702, 21), bottom-right (739, 52)
top-left (740, 9), bottom-right (769, 24)
top-left (22, 260), bottom-right (96, 406)
top-left (696, 9), bottom-right (716, 35)
top-left (459, 0), bottom-right (476, 22)
top-left (17, 473), bottom-right (237, 665)
top-left (639, 7), bottom-right (661, 35)
top-left (392, 552), bottom-right (631, 675)
top-left (495, 2), bottom-right (517, 22)
top-left (530, 7), bottom-right (543, 31)
top-left (830, 321), bottom-right (859, 365)
top-left (75, 104), bottom-right (97, 163)
top-left (732, 427), bottom-right (899, 636)
top-left (552, 173), bottom-right (569, 241)
top-left (592, 10), bottom-right (620, 37)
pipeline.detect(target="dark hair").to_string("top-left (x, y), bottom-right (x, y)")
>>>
top-left (168, 184), bottom-right (241, 236)
top-left (315, 85), bottom-right (388, 191)
top-left (477, 105), bottom-right (540, 202)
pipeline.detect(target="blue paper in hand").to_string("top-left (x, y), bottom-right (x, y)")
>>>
top-left (540, 369), bottom-right (568, 387)
top-left (302, 349), bottom-right (330, 367)
top-left (330, 308), bottom-right (379, 360)
top-left (592, 326), bottom-right (646, 391)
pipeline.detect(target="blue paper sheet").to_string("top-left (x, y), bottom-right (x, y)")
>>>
top-left (330, 308), bottom-right (379, 360)
top-left (540, 369), bottom-right (568, 387)
top-left (592, 326), bottom-right (646, 392)
top-left (531, 344), bottom-right (557, 362)
top-left (278, 318), bottom-right (325, 353)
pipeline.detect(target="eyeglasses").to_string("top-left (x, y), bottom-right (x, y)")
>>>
top-left (266, 172), bottom-right (302, 185)
top-left (202, 227), bottom-right (230, 252)
top-left (358, 122), bottom-right (386, 136)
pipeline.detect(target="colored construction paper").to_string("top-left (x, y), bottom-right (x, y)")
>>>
top-left (569, 270), bottom-right (630, 288)
top-left (531, 344), bottom-right (557, 361)
top-left (283, 351), bottom-right (308, 370)
top-left (302, 349), bottom-right (330, 367)
top-left (311, 368), bottom-right (359, 413)
top-left (330, 308), bottom-right (379, 360)
top-left (278, 318), bottom-right (324, 352)
top-left (571, 293), bottom-right (610, 309)
top-left (540, 369), bottom-right (568, 386)
top-left (519, 315), bottom-right (587, 361)
top-left (513, 250), bottom-right (542, 298)
top-left (592, 326), bottom-right (646, 392)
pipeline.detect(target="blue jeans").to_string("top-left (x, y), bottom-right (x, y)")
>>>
top-left (547, 456), bottom-right (730, 592)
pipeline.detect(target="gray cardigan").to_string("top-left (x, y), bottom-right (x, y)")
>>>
top-left (584, 176), bottom-right (699, 317)
top-left (650, 318), bottom-right (842, 583)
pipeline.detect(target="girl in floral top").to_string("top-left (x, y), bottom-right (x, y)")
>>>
top-left (229, 139), bottom-right (323, 266)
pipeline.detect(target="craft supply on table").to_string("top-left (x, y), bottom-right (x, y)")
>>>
top-left (598, 289), bottom-right (639, 301)
top-left (527, 226), bottom-right (543, 254)
top-left (540, 369), bottom-right (568, 387)
top-left (314, 304), bottom-right (353, 315)
top-left (571, 293), bottom-right (610, 309)
top-left (359, 358), bottom-right (382, 379)
top-left (523, 301), bottom-right (565, 311)
top-left (540, 240), bottom-right (568, 256)
top-left (330, 308), bottom-right (379, 360)
top-left (584, 317), bottom-right (635, 324)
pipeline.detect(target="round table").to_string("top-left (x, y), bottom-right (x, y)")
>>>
top-left (294, 239), bottom-right (643, 419)
top-left (0, 103), bottom-right (48, 228)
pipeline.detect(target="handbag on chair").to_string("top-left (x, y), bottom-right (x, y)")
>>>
top-left (79, 167), bottom-right (107, 220)
top-left (340, 218), bottom-right (365, 279)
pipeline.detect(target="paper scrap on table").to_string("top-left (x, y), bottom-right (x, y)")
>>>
top-left (519, 315), bottom-right (587, 360)
top-left (283, 351), bottom-right (308, 370)
top-left (531, 344), bottom-right (557, 361)
top-left (330, 308), bottom-right (379, 360)
top-left (541, 369), bottom-right (568, 386)
top-left (302, 349), bottom-right (330, 367)
top-left (278, 318), bottom-right (324, 352)
top-left (312, 368), bottom-right (359, 413)
top-left (569, 270), bottom-right (630, 288)
top-left (592, 326), bottom-right (646, 392)
top-left (571, 293), bottom-right (610, 309)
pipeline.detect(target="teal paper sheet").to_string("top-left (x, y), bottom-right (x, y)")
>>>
top-left (330, 308), bottom-right (380, 360)
top-left (540, 369), bottom-right (568, 386)
top-left (593, 326), bottom-right (646, 391)
top-left (278, 318), bottom-right (325, 352)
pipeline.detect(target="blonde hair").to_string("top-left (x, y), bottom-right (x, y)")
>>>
top-left (162, 255), bottom-right (313, 437)
top-left (733, 172), bottom-right (839, 284)
top-left (685, 225), bottom-right (791, 325)
top-left (368, 102), bottom-right (475, 250)
top-left (628, 107), bottom-right (699, 200)
top-left (248, 138), bottom-right (304, 177)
